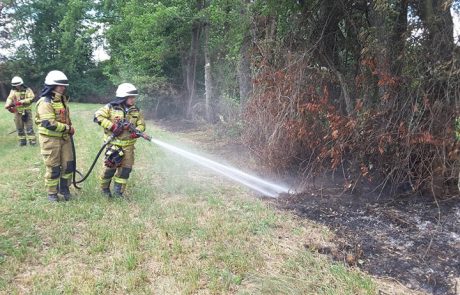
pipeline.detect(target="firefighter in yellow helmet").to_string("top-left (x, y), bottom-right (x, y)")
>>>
top-left (4, 76), bottom-right (37, 146)
top-left (94, 83), bottom-right (146, 197)
top-left (35, 70), bottom-right (75, 202)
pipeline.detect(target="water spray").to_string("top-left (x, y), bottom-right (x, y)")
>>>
top-left (150, 138), bottom-right (290, 197)
top-left (72, 123), bottom-right (290, 198)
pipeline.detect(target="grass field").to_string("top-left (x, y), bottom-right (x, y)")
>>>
top-left (0, 103), bottom-right (377, 294)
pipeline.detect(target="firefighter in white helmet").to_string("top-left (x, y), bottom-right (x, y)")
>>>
top-left (34, 70), bottom-right (75, 202)
top-left (94, 83), bottom-right (146, 198)
top-left (4, 76), bottom-right (37, 146)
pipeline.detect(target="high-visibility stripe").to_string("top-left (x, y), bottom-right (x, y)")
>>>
top-left (105, 136), bottom-right (137, 147)
top-left (38, 127), bottom-right (68, 138)
top-left (45, 179), bottom-right (60, 186)
top-left (113, 176), bottom-right (127, 184)
top-left (62, 172), bottom-right (73, 180)
top-left (100, 177), bottom-right (112, 183)
top-left (55, 122), bottom-right (67, 132)
top-left (101, 120), bottom-right (112, 129)
top-left (51, 102), bottom-right (64, 109)
top-left (17, 106), bottom-right (32, 111)
top-left (40, 113), bottom-right (56, 119)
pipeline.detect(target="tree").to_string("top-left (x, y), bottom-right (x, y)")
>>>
top-left (4, 0), bottom-right (111, 100)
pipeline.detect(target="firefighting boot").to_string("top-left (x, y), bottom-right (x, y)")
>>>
top-left (101, 188), bottom-right (112, 198)
top-left (59, 178), bottom-right (72, 201)
top-left (29, 139), bottom-right (36, 146)
top-left (48, 194), bottom-right (58, 202)
top-left (19, 139), bottom-right (27, 146)
top-left (113, 182), bottom-right (124, 198)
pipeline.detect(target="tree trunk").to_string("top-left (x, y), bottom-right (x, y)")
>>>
top-left (238, 33), bottom-right (252, 110)
top-left (314, 0), bottom-right (352, 113)
top-left (204, 23), bottom-right (213, 122)
top-left (186, 22), bottom-right (201, 119)
top-left (414, 0), bottom-right (454, 104)
top-left (390, 0), bottom-right (408, 77)
top-left (238, 0), bottom-right (253, 111)
top-left (186, 1), bottom-right (204, 119)
top-left (336, 70), bottom-right (353, 116)
top-left (367, 0), bottom-right (408, 101)
top-left (315, 0), bottom-right (342, 66)
top-left (418, 0), bottom-right (454, 62)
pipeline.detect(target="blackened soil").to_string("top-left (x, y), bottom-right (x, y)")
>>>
top-left (274, 191), bottom-right (460, 294)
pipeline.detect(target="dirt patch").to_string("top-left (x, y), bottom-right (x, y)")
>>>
top-left (273, 190), bottom-right (460, 295)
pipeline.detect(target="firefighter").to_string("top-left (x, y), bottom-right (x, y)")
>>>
top-left (4, 76), bottom-right (37, 146)
top-left (35, 70), bottom-right (75, 202)
top-left (94, 83), bottom-right (146, 198)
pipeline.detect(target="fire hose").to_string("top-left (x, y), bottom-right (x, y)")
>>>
top-left (70, 120), bottom-right (152, 189)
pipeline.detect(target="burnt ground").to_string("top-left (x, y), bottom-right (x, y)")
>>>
top-left (273, 188), bottom-right (460, 295)
top-left (155, 120), bottom-right (460, 295)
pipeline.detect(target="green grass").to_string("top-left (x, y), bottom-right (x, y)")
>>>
top-left (0, 103), bottom-right (377, 294)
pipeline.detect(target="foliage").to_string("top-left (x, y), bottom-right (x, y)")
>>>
top-left (2, 0), bottom-right (459, 195)
top-left (243, 0), bottom-right (460, 196)
top-left (0, 0), bottom-right (112, 100)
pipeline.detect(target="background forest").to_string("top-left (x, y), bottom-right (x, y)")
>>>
top-left (1, 0), bottom-right (459, 196)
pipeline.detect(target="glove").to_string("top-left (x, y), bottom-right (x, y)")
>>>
top-left (130, 131), bottom-right (140, 139)
top-left (110, 122), bottom-right (123, 136)
top-left (15, 101), bottom-right (23, 106)
top-left (69, 126), bottom-right (75, 136)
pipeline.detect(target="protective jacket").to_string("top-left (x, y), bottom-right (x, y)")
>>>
top-left (35, 91), bottom-right (72, 138)
top-left (5, 86), bottom-right (34, 112)
top-left (94, 102), bottom-right (146, 146)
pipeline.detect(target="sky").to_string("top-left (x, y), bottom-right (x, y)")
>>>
top-left (454, 9), bottom-right (460, 43)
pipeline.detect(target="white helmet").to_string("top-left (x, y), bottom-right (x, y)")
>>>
top-left (116, 83), bottom-right (138, 98)
top-left (11, 76), bottom-right (24, 86)
top-left (45, 70), bottom-right (69, 86)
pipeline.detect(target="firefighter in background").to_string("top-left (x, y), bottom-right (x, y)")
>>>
top-left (4, 76), bottom-right (37, 146)
top-left (35, 70), bottom-right (75, 202)
top-left (94, 83), bottom-right (146, 198)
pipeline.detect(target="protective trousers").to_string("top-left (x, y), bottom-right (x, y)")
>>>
top-left (39, 135), bottom-right (74, 194)
top-left (14, 110), bottom-right (36, 145)
top-left (100, 144), bottom-right (134, 193)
